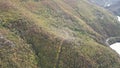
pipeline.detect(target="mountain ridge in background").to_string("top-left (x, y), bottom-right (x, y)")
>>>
top-left (89, 0), bottom-right (120, 16)
top-left (89, 0), bottom-right (119, 7)
top-left (107, 1), bottom-right (120, 16)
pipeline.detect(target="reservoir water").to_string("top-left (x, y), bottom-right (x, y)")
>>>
top-left (110, 43), bottom-right (120, 55)
top-left (109, 16), bottom-right (120, 55)
top-left (117, 16), bottom-right (120, 22)
top-left (110, 16), bottom-right (120, 55)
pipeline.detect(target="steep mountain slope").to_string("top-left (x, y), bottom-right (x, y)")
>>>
top-left (1, 0), bottom-right (120, 68)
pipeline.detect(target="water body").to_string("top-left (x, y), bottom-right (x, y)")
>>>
top-left (110, 43), bottom-right (120, 55)
top-left (110, 16), bottom-right (120, 55)
top-left (117, 16), bottom-right (120, 22)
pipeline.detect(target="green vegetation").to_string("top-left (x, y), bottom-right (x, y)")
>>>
top-left (0, 0), bottom-right (120, 68)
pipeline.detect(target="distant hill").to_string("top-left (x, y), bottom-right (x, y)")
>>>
top-left (89, 0), bottom-right (119, 7)
top-left (107, 1), bottom-right (120, 16)
top-left (89, 0), bottom-right (120, 16)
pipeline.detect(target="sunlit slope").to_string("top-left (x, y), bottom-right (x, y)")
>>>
top-left (22, 0), bottom-right (120, 40)
top-left (1, 0), bottom-right (120, 68)
top-left (0, 27), bottom-right (38, 68)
